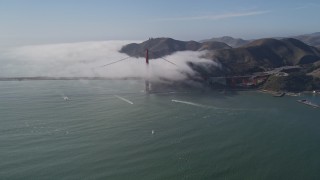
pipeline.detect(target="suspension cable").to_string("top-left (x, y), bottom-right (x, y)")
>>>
top-left (97, 50), bottom-right (178, 69)
top-left (159, 57), bottom-right (178, 66)
top-left (148, 50), bottom-right (178, 67)
top-left (100, 56), bottom-right (132, 68)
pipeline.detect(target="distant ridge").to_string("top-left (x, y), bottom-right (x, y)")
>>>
top-left (201, 32), bottom-right (320, 48)
top-left (293, 32), bottom-right (320, 47)
top-left (200, 36), bottom-right (250, 47)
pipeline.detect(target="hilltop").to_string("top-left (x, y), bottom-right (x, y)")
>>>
top-left (120, 38), bottom-right (230, 59)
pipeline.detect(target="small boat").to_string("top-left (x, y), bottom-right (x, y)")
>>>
top-left (297, 99), bottom-right (320, 108)
top-left (273, 92), bottom-right (285, 97)
top-left (286, 92), bottom-right (300, 97)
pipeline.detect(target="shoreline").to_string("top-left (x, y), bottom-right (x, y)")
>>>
top-left (258, 89), bottom-right (320, 96)
top-left (0, 77), bottom-right (319, 96)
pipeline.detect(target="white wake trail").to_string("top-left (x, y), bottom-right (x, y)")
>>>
top-left (171, 99), bottom-right (255, 111)
top-left (171, 99), bottom-right (207, 108)
top-left (114, 95), bottom-right (134, 105)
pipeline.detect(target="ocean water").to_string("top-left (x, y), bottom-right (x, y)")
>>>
top-left (0, 80), bottom-right (320, 180)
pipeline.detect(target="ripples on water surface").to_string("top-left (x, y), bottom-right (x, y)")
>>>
top-left (0, 80), bottom-right (320, 180)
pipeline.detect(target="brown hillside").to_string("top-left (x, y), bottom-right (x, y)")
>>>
top-left (211, 38), bottom-right (320, 74)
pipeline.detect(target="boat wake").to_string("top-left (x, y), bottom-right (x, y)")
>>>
top-left (171, 99), bottom-right (256, 112)
top-left (114, 95), bottom-right (134, 105)
top-left (171, 99), bottom-right (209, 108)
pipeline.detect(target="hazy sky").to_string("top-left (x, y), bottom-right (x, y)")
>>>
top-left (1, 0), bottom-right (320, 46)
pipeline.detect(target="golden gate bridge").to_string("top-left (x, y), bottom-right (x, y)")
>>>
top-left (0, 48), bottom-right (272, 91)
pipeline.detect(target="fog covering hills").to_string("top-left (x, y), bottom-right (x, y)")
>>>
top-left (120, 33), bottom-right (320, 91)
top-left (120, 38), bottom-right (231, 59)
top-left (120, 36), bottom-right (320, 75)
top-left (1, 32), bottom-right (319, 91)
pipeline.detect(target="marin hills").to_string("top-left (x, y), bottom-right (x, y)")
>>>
top-left (120, 33), bottom-right (320, 92)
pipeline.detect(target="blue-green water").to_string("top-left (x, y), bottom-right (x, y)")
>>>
top-left (1, 80), bottom-right (320, 180)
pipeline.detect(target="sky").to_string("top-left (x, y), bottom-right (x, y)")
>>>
top-left (0, 0), bottom-right (320, 46)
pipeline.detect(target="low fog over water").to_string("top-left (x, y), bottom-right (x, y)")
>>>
top-left (0, 41), bottom-right (215, 81)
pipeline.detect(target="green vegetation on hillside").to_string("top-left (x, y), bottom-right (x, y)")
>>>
top-left (263, 72), bottom-right (320, 92)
